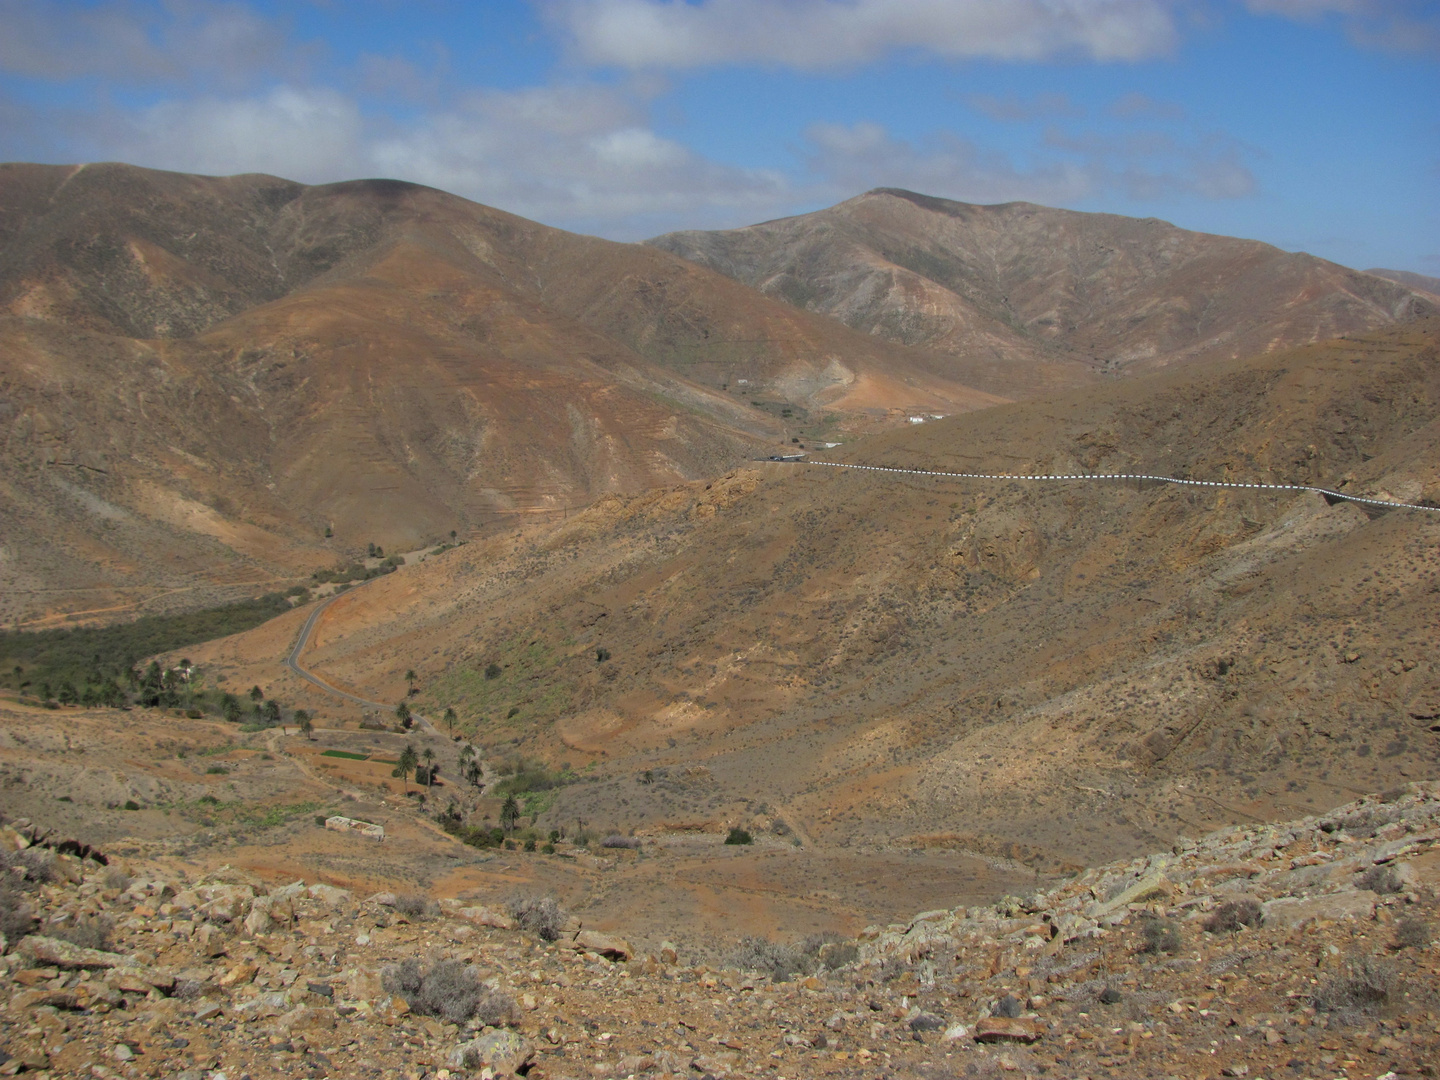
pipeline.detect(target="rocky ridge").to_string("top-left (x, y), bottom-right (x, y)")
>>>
top-left (2, 784), bottom-right (1438, 1079)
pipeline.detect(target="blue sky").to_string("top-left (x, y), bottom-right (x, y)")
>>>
top-left (0, 1), bottom-right (1436, 272)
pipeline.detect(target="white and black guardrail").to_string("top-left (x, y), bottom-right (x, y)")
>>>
top-left (764, 458), bottom-right (1440, 514)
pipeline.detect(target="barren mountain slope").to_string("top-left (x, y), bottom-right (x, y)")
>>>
top-left (1369, 267), bottom-right (1440, 300)
top-left (186, 319), bottom-right (1440, 879)
top-left (0, 164), bottom-right (997, 625)
top-left (651, 188), bottom-right (1434, 395)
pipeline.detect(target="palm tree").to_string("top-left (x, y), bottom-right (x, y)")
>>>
top-left (422, 747), bottom-right (437, 790)
top-left (466, 760), bottom-right (482, 789)
top-left (405, 669), bottom-right (417, 696)
top-left (395, 701), bottom-right (411, 729)
top-left (296, 710), bottom-right (313, 739)
top-left (500, 794), bottom-right (520, 832)
top-left (397, 743), bottom-right (419, 793)
top-left (444, 707), bottom-right (457, 734)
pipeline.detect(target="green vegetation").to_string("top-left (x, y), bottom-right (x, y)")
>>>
top-left (725, 827), bottom-right (754, 845)
top-left (310, 561), bottom-right (397, 588)
top-left (424, 630), bottom-right (576, 737)
top-left (167, 795), bottom-right (325, 830)
top-left (0, 592), bottom-right (300, 703)
top-left (321, 749), bottom-right (369, 760)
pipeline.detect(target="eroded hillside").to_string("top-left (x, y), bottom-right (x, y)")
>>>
top-left (179, 320), bottom-right (1440, 880)
top-left (651, 188), bottom-right (1434, 396)
top-left (0, 164), bottom-right (997, 626)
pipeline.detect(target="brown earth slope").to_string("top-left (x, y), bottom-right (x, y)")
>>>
top-left (183, 319), bottom-right (1440, 885)
top-left (0, 164), bottom-right (998, 625)
top-left (650, 188), bottom-right (1435, 396)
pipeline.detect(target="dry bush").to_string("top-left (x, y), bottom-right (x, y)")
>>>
top-left (0, 880), bottom-right (36, 941)
top-left (15, 849), bottom-right (56, 884)
top-left (47, 914), bottom-right (113, 952)
top-left (506, 894), bottom-right (566, 941)
top-left (1313, 955), bottom-right (1396, 1019)
top-left (103, 867), bottom-right (132, 892)
top-left (381, 958), bottom-right (516, 1025)
top-left (393, 893), bottom-right (438, 918)
top-left (728, 937), bottom-right (808, 981)
top-left (1393, 917), bottom-right (1432, 950)
top-left (728, 933), bottom-right (853, 981)
top-left (600, 835), bottom-right (640, 849)
top-left (1357, 864), bottom-right (1404, 895)
top-left (1140, 916), bottom-right (1181, 954)
top-left (1203, 898), bottom-right (1262, 934)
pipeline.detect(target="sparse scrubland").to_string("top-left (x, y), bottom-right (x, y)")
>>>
top-left (3, 166), bottom-right (1440, 1077)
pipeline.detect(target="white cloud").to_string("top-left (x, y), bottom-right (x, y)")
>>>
top-left (119, 86), bottom-right (365, 181)
top-left (92, 82), bottom-right (792, 236)
top-left (1244, 0), bottom-right (1440, 54)
top-left (0, 0), bottom-right (303, 88)
top-left (1107, 91), bottom-right (1185, 120)
top-left (967, 92), bottom-right (1083, 123)
top-left (805, 121), bottom-right (1099, 205)
top-left (804, 119), bottom-right (1257, 206)
top-left (544, 0), bottom-right (1180, 70)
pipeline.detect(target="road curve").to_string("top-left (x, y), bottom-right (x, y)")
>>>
top-left (284, 581), bottom-right (440, 736)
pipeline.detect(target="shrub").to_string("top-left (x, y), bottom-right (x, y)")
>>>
top-left (484, 663), bottom-right (502, 680)
top-left (48, 915), bottom-right (113, 952)
top-left (523, 838), bottom-right (536, 852)
top-left (1203, 898), bottom-right (1262, 934)
top-left (1357, 864), bottom-right (1405, 895)
top-left (381, 958), bottom-right (516, 1025)
top-left (601, 835), bottom-right (640, 849)
top-left (816, 940), bottom-right (859, 969)
top-left (17, 848), bottom-right (56, 884)
top-left (506, 894), bottom-right (567, 941)
top-left (393, 893), bottom-right (438, 919)
top-left (0, 879), bottom-right (36, 941)
top-left (1313, 955), bottom-right (1395, 1017)
top-left (1140, 916), bottom-right (1181, 953)
top-left (206, 765), bottom-right (229, 775)
top-left (123, 800), bottom-right (141, 811)
top-left (1393, 917), bottom-right (1432, 950)
top-left (727, 933), bottom-right (851, 981)
top-left (724, 827), bottom-right (753, 845)
top-left (541, 843), bottom-right (556, 854)
top-left (102, 867), bottom-right (132, 892)
top-left (728, 937), bottom-right (813, 981)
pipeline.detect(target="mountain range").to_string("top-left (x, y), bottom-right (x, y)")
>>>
top-left (1, 163), bottom-right (1435, 631)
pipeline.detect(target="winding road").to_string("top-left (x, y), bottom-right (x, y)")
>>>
top-left (284, 581), bottom-right (440, 737)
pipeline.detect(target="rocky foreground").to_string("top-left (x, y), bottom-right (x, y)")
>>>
top-left (2, 785), bottom-right (1438, 1080)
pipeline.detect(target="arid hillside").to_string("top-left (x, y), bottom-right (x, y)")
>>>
top-left (651, 188), bottom-right (1435, 397)
top-left (183, 319), bottom-right (1440, 884)
top-left (0, 164), bottom-right (997, 626)
top-left (1369, 267), bottom-right (1440, 300)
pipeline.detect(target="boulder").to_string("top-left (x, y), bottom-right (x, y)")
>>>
top-left (1087, 873), bottom-right (1171, 918)
top-left (16, 935), bottom-right (131, 970)
top-left (448, 1030), bottom-right (534, 1076)
top-left (454, 905), bottom-right (517, 930)
top-left (306, 883), bottom-right (352, 908)
top-left (1261, 891), bottom-right (1376, 929)
top-left (344, 967), bottom-right (385, 1002)
top-left (973, 1018), bottom-right (1043, 1044)
top-left (570, 929), bottom-right (632, 960)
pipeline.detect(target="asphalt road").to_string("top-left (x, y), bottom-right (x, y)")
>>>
top-left (284, 580), bottom-right (440, 737)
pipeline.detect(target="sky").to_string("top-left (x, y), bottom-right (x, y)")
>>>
top-left (0, 0), bottom-right (1436, 272)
